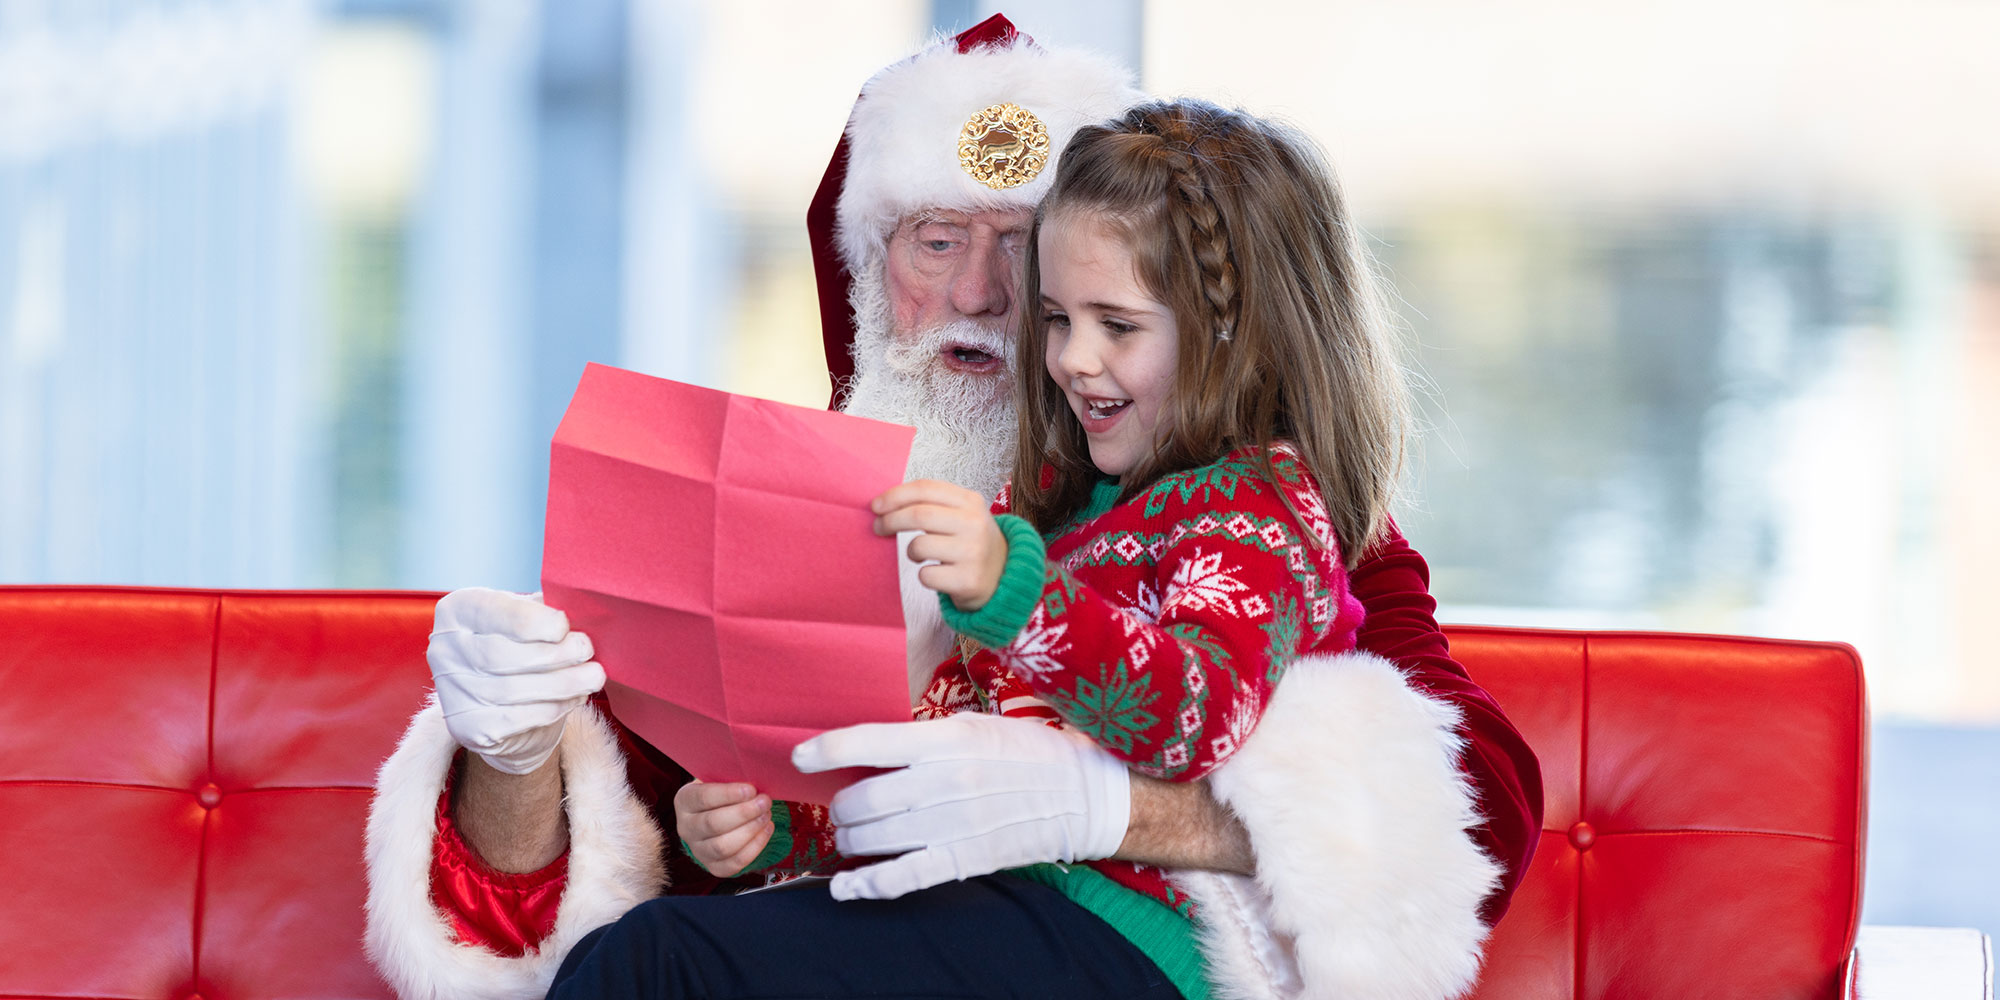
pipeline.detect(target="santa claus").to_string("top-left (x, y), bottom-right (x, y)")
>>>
top-left (365, 15), bottom-right (1539, 1000)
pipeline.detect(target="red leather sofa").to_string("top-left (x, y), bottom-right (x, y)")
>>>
top-left (0, 585), bottom-right (1948, 998)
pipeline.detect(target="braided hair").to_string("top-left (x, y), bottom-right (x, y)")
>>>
top-left (1011, 100), bottom-right (1408, 568)
top-left (1160, 147), bottom-right (1239, 342)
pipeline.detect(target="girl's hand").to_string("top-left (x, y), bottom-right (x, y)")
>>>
top-left (673, 780), bottom-right (773, 877)
top-left (872, 480), bottom-right (1008, 611)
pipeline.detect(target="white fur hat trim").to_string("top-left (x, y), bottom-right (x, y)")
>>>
top-left (835, 36), bottom-right (1143, 274)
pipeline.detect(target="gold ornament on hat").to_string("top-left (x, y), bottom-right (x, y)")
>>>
top-left (958, 103), bottom-right (1050, 190)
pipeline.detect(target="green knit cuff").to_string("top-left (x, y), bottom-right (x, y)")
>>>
top-left (939, 513), bottom-right (1047, 649)
top-left (681, 799), bottom-right (793, 875)
top-left (742, 800), bottom-right (794, 872)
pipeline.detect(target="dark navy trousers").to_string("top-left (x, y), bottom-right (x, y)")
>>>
top-left (545, 874), bottom-right (1183, 999)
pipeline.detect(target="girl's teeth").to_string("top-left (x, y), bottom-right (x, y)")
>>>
top-left (1087, 400), bottom-right (1130, 418)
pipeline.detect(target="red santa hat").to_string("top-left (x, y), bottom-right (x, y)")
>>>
top-left (808, 14), bottom-right (1144, 402)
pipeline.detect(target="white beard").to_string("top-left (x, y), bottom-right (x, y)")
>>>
top-left (839, 285), bottom-right (1021, 701)
top-left (841, 315), bottom-right (1017, 502)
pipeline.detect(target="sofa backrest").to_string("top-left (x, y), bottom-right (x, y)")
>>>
top-left (1, 587), bottom-right (436, 999)
top-left (1458, 625), bottom-right (1867, 999)
top-left (0, 588), bottom-right (1867, 999)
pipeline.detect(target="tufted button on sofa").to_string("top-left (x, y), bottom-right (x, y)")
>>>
top-left (1459, 627), bottom-right (1874, 998)
top-left (1, 586), bottom-right (1986, 999)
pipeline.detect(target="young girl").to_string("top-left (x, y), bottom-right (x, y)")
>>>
top-left (632, 99), bottom-right (1407, 1000)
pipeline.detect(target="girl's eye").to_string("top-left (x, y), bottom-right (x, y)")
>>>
top-left (1043, 311), bottom-right (1070, 328)
top-left (1104, 318), bottom-right (1136, 336)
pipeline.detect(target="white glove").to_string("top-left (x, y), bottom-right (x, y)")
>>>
top-left (792, 712), bottom-right (1131, 901)
top-left (428, 587), bottom-right (604, 775)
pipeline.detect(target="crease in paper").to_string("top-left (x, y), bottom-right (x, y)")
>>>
top-left (543, 363), bottom-right (915, 803)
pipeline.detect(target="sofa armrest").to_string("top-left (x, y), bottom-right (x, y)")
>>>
top-left (1849, 925), bottom-right (1993, 999)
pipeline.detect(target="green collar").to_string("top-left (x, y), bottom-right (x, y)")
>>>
top-left (1078, 477), bottom-right (1123, 524)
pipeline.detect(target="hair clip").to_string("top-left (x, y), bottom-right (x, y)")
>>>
top-left (1216, 327), bottom-right (1233, 342)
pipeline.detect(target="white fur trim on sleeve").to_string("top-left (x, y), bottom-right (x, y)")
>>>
top-left (1186, 650), bottom-right (1502, 1000)
top-left (363, 697), bottom-right (668, 999)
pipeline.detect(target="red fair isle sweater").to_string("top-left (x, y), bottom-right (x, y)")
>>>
top-left (753, 444), bottom-right (1366, 916)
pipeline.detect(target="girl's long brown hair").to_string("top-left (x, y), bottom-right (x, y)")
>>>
top-left (1010, 99), bottom-right (1409, 568)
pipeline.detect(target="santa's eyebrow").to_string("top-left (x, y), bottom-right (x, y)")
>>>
top-left (904, 210), bottom-right (965, 230)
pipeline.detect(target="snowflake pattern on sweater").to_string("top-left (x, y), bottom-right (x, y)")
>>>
top-left (993, 445), bottom-right (1363, 781)
top-left (752, 445), bottom-right (1366, 911)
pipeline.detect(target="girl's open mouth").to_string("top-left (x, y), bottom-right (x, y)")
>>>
top-left (1082, 397), bottom-right (1131, 428)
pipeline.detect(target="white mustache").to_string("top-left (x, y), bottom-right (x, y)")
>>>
top-left (881, 320), bottom-right (1013, 376)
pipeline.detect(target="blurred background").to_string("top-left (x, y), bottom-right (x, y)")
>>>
top-left (2, 0), bottom-right (1993, 934)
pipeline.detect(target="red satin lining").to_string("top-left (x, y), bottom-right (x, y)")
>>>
top-left (427, 759), bottom-right (569, 957)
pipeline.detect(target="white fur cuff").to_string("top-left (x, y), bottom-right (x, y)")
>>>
top-left (364, 698), bottom-right (668, 999)
top-left (1187, 651), bottom-right (1502, 1000)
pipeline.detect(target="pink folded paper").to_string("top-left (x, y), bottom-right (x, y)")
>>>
top-left (541, 363), bottom-right (916, 804)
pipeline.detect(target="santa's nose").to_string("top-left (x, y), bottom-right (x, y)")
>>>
top-left (950, 239), bottom-right (1013, 321)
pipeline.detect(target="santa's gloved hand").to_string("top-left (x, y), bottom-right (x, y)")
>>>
top-left (793, 712), bottom-right (1131, 901)
top-left (428, 587), bottom-right (603, 775)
